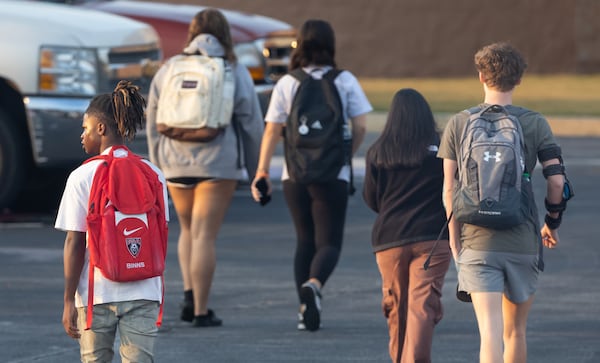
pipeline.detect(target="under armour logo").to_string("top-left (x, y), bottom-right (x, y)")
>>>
top-left (483, 151), bottom-right (501, 162)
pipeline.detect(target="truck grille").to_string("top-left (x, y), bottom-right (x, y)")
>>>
top-left (98, 44), bottom-right (162, 95)
top-left (263, 33), bottom-right (296, 84)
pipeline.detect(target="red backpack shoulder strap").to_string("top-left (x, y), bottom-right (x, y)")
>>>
top-left (85, 152), bottom-right (113, 331)
top-left (87, 155), bottom-right (111, 213)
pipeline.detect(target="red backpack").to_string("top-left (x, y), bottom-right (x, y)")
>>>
top-left (85, 146), bottom-right (168, 330)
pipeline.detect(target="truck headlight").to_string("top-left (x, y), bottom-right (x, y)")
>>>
top-left (39, 46), bottom-right (98, 96)
top-left (234, 40), bottom-right (265, 83)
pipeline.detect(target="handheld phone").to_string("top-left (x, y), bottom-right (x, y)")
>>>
top-left (255, 178), bottom-right (271, 206)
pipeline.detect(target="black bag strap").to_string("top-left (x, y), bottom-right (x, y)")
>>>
top-left (289, 68), bottom-right (310, 82)
top-left (423, 212), bottom-right (452, 270)
top-left (289, 68), bottom-right (343, 82)
top-left (325, 70), bottom-right (355, 195)
top-left (321, 69), bottom-right (354, 194)
top-left (323, 68), bottom-right (342, 81)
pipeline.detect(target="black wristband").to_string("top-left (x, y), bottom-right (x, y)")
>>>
top-left (545, 213), bottom-right (562, 230)
top-left (545, 198), bottom-right (566, 213)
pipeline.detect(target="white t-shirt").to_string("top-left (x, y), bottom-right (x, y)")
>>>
top-left (55, 147), bottom-right (169, 308)
top-left (265, 66), bottom-right (372, 181)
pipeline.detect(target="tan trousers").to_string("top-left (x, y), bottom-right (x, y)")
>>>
top-left (375, 240), bottom-right (450, 363)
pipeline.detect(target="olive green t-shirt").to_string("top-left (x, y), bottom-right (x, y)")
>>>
top-left (437, 104), bottom-right (558, 254)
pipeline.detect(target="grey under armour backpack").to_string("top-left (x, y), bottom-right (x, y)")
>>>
top-left (453, 104), bottom-right (529, 229)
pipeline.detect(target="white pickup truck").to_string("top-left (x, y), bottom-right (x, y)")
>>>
top-left (0, 1), bottom-right (161, 210)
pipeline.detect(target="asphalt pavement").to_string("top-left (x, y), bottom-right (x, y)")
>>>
top-left (1, 115), bottom-right (599, 362)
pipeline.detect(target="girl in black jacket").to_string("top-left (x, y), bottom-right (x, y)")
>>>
top-left (363, 88), bottom-right (450, 363)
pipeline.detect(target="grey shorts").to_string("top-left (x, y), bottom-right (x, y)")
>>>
top-left (457, 249), bottom-right (540, 303)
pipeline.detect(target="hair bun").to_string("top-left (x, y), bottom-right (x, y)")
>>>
top-left (114, 80), bottom-right (138, 93)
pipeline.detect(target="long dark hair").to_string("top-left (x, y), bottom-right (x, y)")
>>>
top-left (367, 88), bottom-right (439, 168)
top-left (187, 8), bottom-right (237, 63)
top-left (290, 19), bottom-right (336, 70)
top-left (85, 80), bottom-right (146, 141)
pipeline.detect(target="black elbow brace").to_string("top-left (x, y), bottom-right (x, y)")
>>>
top-left (545, 197), bottom-right (567, 213)
top-left (543, 172), bottom-right (574, 214)
top-left (544, 197), bottom-right (567, 230)
top-left (539, 146), bottom-right (565, 179)
top-left (540, 144), bottom-right (574, 217)
top-left (543, 181), bottom-right (574, 233)
top-left (545, 213), bottom-right (562, 230)
top-left (542, 164), bottom-right (565, 179)
top-left (538, 145), bottom-right (562, 163)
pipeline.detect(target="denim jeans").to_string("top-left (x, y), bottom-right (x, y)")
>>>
top-left (77, 300), bottom-right (159, 363)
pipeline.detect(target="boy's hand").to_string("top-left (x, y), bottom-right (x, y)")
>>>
top-left (541, 224), bottom-right (559, 249)
top-left (63, 299), bottom-right (80, 339)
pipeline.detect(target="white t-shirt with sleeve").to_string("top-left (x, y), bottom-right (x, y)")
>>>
top-left (265, 66), bottom-right (372, 181)
top-left (55, 147), bottom-right (169, 308)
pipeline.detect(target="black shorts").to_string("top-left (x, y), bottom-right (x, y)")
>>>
top-left (166, 177), bottom-right (213, 188)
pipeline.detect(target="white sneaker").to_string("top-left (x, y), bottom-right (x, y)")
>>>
top-left (297, 312), bottom-right (306, 330)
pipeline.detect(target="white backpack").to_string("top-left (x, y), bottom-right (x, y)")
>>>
top-left (156, 54), bottom-right (235, 141)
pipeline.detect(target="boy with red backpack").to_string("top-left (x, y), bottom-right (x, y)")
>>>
top-left (55, 81), bottom-right (169, 362)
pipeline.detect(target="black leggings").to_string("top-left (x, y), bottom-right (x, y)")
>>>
top-left (283, 179), bottom-right (349, 299)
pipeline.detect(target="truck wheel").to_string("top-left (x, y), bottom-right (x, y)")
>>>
top-left (0, 111), bottom-right (26, 210)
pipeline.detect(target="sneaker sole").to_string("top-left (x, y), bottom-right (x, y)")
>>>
top-left (297, 313), bottom-right (306, 330)
top-left (300, 285), bottom-right (320, 331)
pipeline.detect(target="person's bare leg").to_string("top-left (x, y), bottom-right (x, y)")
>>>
top-left (502, 294), bottom-right (534, 363)
top-left (470, 292), bottom-right (504, 363)
top-left (167, 186), bottom-right (195, 292)
top-left (190, 179), bottom-right (237, 316)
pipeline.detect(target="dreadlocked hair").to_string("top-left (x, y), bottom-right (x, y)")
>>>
top-left (85, 80), bottom-right (146, 141)
top-left (112, 80), bottom-right (146, 141)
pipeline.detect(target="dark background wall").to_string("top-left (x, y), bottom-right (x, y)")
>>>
top-left (160, 0), bottom-right (600, 77)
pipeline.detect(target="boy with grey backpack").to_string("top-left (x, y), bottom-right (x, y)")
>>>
top-left (453, 104), bottom-right (529, 229)
top-left (437, 41), bottom-right (573, 362)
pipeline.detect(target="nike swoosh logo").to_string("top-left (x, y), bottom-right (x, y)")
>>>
top-left (123, 227), bottom-right (144, 236)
